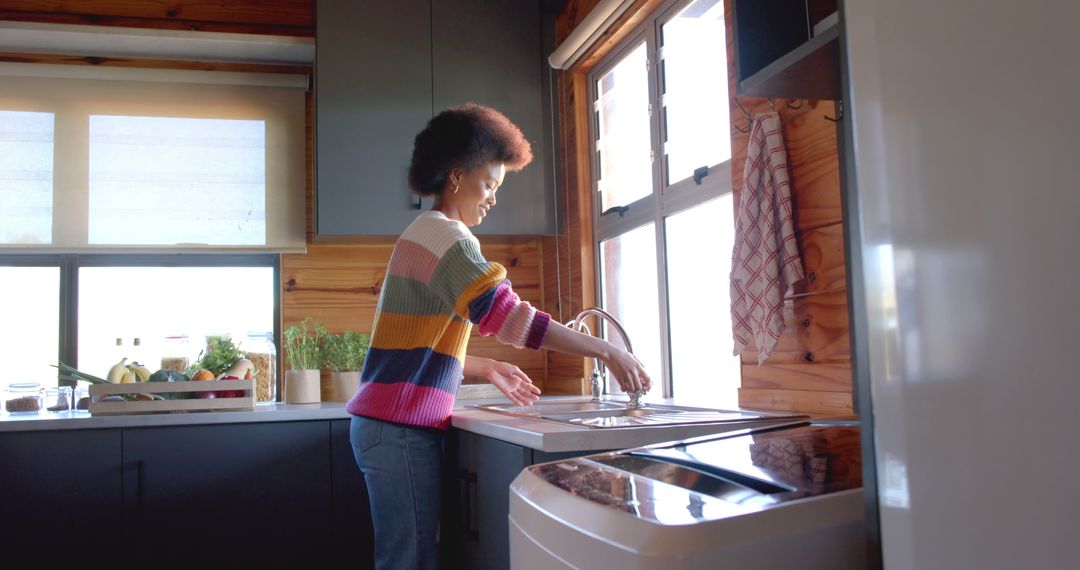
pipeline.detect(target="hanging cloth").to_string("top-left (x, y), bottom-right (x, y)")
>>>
top-left (730, 111), bottom-right (805, 365)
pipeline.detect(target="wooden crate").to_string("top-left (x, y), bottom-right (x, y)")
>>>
top-left (88, 380), bottom-right (255, 415)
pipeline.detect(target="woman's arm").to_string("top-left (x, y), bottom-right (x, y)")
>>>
top-left (464, 355), bottom-right (540, 406)
top-left (540, 322), bottom-right (652, 393)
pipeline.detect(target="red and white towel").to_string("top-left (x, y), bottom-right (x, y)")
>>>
top-left (730, 111), bottom-right (804, 364)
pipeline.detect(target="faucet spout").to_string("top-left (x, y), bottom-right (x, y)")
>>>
top-left (565, 307), bottom-right (646, 408)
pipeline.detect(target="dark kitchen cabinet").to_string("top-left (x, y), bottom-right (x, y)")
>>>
top-left (442, 429), bottom-right (600, 570)
top-left (732, 0), bottom-right (841, 100)
top-left (315, 0), bottom-right (433, 236)
top-left (0, 428), bottom-right (122, 544)
top-left (330, 418), bottom-right (375, 568)
top-left (121, 421), bottom-right (334, 562)
top-left (315, 0), bottom-right (556, 237)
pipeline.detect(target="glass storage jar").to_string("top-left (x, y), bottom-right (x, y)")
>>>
top-left (5, 382), bottom-right (44, 414)
top-left (45, 386), bottom-right (73, 412)
top-left (73, 386), bottom-right (91, 411)
top-left (160, 334), bottom-right (194, 374)
top-left (244, 331), bottom-right (277, 404)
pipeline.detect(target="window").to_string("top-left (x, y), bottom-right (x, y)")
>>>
top-left (0, 263), bottom-right (60, 390)
top-left (590, 0), bottom-right (740, 403)
top-left (0, 63), bottom-right (306, 252)
top-left (0, 254), bottom-right (278, 394)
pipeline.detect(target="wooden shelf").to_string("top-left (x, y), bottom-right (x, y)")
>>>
top-left (737, 24), bottom-right (840, 101)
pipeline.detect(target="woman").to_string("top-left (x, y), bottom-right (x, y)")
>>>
top-left (347, 103), bottom-right (651, 570)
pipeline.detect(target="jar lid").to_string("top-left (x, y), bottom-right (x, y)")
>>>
top-left (9, 382), bottom-right (41, 390)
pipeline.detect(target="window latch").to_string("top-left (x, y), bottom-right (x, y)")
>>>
top-left (601, 205), bottom-right (630, 218)
top-left (693, 166), bottom-right (710, 185)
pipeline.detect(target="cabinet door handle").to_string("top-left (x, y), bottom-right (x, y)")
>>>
top-left (123, 459), bottom-right (146, 520)
top-left (464, 470), bottom-right (479, 542)
top-left (135, 460), bottom-right (145, 513)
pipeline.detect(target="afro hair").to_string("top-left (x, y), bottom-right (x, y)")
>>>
top-left (408, 103), bottom-right (533, 197)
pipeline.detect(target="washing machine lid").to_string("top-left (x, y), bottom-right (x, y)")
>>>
top-left (623, 423), bottom-right (863, 499)
top-left (524, 423), bottom-right (862, 525)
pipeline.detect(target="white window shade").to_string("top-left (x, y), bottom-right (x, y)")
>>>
top-left (0, 62), bottom-right (306, 253)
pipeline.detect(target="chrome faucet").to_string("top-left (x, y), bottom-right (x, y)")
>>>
top-left (565, 307), bottom-right (645, 409)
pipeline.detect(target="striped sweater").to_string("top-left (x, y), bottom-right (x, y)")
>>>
top-left (346, 210), bottom-right (551, 430)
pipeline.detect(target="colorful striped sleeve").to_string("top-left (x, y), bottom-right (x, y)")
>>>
top-left (476, 282), bottom-right (551, 350)
top-left (429, 238), bottom-right (551, 350)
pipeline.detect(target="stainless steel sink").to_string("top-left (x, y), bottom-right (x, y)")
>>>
top-left (472, 399), bottom-right (808, 429)
top-left (473, 400), bottom-right (625, 416)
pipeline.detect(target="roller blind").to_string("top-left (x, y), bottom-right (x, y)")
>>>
top-left (0, 62), bottom-right (307, 253)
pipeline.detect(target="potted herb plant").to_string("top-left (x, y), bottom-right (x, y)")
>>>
top-left (282, 317), bottom-right (327, 404)
top-left (321, 330), bottom-right (370, 402)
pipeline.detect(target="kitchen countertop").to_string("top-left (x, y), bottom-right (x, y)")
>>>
top-left (450, 398), bottom-right (806, 453)
top-left (0, 402), bottom-right (354, 432)
top-left (0, 388), bottom-right (811, 453)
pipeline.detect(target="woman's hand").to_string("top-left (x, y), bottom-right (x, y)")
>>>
top-left (600, 346), bottom-right (652, 394)
top-left (467, 356), bottom-right (541, 406)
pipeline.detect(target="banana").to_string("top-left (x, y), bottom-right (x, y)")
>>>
top-left (128, 362), bottom-right (151, 382)
top-left (106, 358), bottom-right (129, 383)
top-left (120, 369), bottom-right (136, 384)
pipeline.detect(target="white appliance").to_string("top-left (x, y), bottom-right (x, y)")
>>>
top-left (509, 422), bottom-right (865, 569)
top-left (843, 0), bottom-right (1080, 568)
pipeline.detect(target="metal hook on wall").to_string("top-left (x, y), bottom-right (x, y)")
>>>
top-left (733, 97), bottom-right (753, 121)
top-left (824, 100), bottom-right (844, 122)
top-left (731, 97), bottom-right (754, 133)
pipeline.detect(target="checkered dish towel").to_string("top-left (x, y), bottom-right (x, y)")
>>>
top-left (730, 111), bottom-right (804, 365)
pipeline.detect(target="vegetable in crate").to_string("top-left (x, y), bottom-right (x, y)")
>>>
top-left (187, 335), bottom-right (245, 377)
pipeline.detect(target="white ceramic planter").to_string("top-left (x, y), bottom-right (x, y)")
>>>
top-left (323, 370), bottom-right (360, 402)
top-left (284, 369), bottom-right (321, 404)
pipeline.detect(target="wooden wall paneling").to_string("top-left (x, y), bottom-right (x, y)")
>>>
top-left (738, 387), bottom-right (853, 415)
top-left (724, 0), bottom-right (853, 415)
top-left (792, 221), bottom-right (846, 296)
top-left (0, 0), bottom-right (315, 36)
top-left (741, 362), bottom-right (851, 392)
top-left (738, 291), bottom-right (851, 364)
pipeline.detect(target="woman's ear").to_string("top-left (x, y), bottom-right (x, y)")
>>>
top-left (448, 167), bottom-right (465, 186)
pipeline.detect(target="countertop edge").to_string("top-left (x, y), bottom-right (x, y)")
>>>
top-left (0, 403), bottom-right (355, 432)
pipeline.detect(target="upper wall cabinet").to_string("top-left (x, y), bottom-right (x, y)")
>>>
top-left (316, 0), bottom-right (433, 236)
top-left (732, 0), bottom-right (840, 100)
top-left (316, 0), bottom-right (555, 237)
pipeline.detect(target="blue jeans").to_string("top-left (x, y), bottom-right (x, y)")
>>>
top-left (350, 415), bottom-right (444, 570)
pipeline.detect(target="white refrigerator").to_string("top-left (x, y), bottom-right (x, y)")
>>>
top-left (843, 0), bottom-right (1080, 568)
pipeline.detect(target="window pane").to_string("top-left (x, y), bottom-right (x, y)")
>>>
top-left (660, 0), bottom-right (730, 185)
top-left (599, 224), bottom-right (662, 396)
top-left (596, 43), bottom-right (653, 211)
top-left (88, 116), bottom-right (266, 245)
top-left (78, 266), bottom-right (274, 380)
top-left (0, 267), bottom-right (59, 389)
top-left (665, 195), bottom-right (740, 407)
top-left (0, 111), bottom-right (54, 244)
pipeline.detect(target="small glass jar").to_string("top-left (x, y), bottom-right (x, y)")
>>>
top-left (4, 382), bottom-right (44, 414)
top-left (45, 386), bottom-right (73, 413)
top-left (73, 386), bottom-right (91, 411)
top-left (160, 334), bottom-right (194, 374)
top-left (244, 331), bottom-right (278, 405)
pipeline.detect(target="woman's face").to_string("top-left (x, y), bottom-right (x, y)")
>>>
top-left (448, 162), bottom-right (505, 227)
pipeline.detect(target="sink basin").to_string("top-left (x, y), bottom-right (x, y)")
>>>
top-left (541, 406), bottom-right (786, 429)
top-left (473, 400), bottom-right (625, 417)
top-left (473, 399), bottom-right (808, 429)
